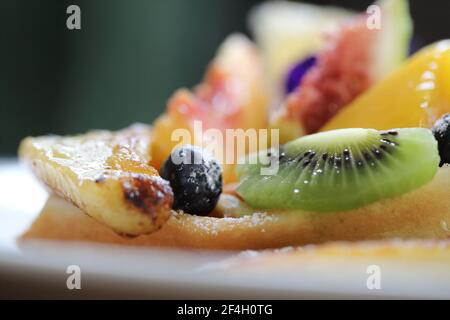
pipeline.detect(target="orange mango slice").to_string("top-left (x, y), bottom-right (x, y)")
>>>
top-left (150, 34), bottom-right (269, 183)
top-left (322, 41), bottom-right (450, 131)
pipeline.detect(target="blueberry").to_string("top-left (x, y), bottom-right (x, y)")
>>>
top-left (432, 114), bottom-right (450, 167)
top-left (160, 146), bottom-right (222, 216)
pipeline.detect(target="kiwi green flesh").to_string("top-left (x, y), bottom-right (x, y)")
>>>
top-left (236, 128), bottom-right (440, 212)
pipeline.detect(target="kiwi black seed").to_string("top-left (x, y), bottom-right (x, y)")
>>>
top-left (276, 132), bottom-right (399, 171)
top-left (381, 131), bottom-right (399, 137)
top-left (237, 128), bottom-right (440, 212)
top-left (372, 148), bottom-right (382, 159)
top-left (334, 157), bottom-right (342, 168)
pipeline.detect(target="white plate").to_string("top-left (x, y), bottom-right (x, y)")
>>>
top-left (0, 161), bottom-right (449, 299)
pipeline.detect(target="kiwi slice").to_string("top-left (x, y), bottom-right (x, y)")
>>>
top-left (237, 128), bottom-right (440, 212)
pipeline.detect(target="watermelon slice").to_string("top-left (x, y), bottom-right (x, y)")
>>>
top-left (271, 0), bottom-right (412, 142)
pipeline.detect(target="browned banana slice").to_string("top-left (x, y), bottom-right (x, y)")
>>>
top-left (19, 125), bottom-right (173, 236)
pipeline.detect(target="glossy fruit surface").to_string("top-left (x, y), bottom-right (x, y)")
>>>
top-left (160, 146), bottom-right (222, 216)
top-left (432, 114), bottom-right (450, 167)
top-left (150, 34), bottom-right (268, 183)
top-left (237, 128), bottom-right (439, 212)
top-left (322, 41), bottom-right (450, 132)
top-left (271, 0), bottom-right (412, 142)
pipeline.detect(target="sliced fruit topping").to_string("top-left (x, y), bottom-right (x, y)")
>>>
top-left (249, 0), bottom-right (354, 103)
top-left (271, 0), bottom-right (412, 142)
top-left (150, 34), bottom-right (269, 183)
top-left (161, 145), bottom-right (222, 216)
top-left (18, 125), bottom-right (173, 236)
top-left (284, 16), bottom-right (374, 134)
top-left (237, 128), bottom-right (439, 212)
top-left (432, 114), bottom-right (450, 167)
top-left (322, 40), bottom-right (450, 132)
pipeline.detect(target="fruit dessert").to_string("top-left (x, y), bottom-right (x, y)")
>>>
top-left (19, 114), bottom-right (450, 249)
top-left (150, 34), bottom-right (269, 184)
top-left (16, 0), bottom-right (450, 252)
top-left (237, 128), bottom-right (439, 212)
top-left (270, 0), bottom-right (412, 142)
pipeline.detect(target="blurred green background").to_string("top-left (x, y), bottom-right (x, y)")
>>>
top-left (1, 0), bottom-right (450, 155)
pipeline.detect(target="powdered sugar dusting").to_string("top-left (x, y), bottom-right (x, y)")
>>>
top-left (176, 211), bottom-right (278, 236)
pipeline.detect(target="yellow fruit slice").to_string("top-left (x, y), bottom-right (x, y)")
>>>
top-left (151, 34), bottom-right (269, 183)
top-left (19, 125), bottom-right (173, 236)
top-left (268, 0), bottom-right (412, 143)
top-left (322, 41), bottom-right (450, 131)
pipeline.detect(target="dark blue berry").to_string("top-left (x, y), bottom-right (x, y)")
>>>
top-left (432, 114), bottom-right (450, 167)
top-left (160, 146), bottom-right (222, 216)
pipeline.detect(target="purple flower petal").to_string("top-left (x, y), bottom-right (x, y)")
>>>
top-left (285, 56), bottom-right (317, 95)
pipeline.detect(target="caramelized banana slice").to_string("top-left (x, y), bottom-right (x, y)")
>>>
top-left (19, 124), bottom-right (173, 236)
